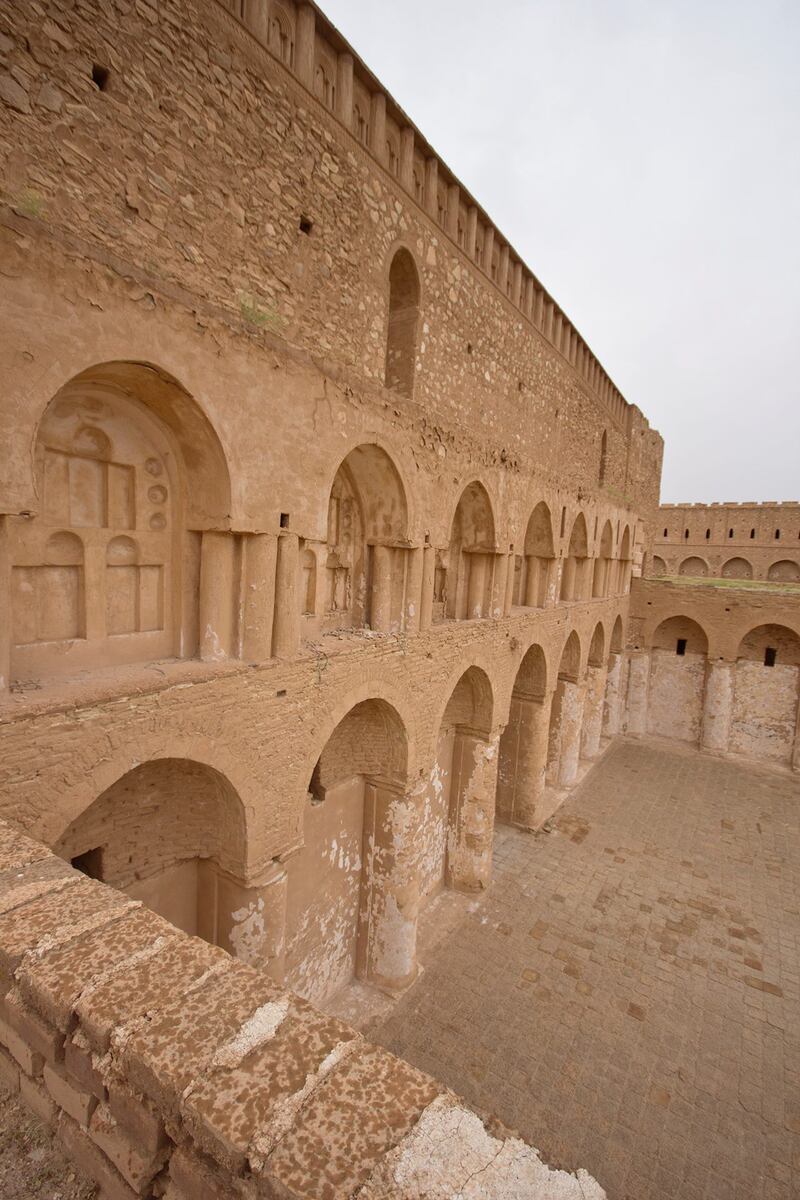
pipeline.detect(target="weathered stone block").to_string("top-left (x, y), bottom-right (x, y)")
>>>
top-left (43, 1061), bottom-right (97, 1127)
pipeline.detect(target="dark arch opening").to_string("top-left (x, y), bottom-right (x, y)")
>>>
top-left (385, 249), bottom-right (420, 397)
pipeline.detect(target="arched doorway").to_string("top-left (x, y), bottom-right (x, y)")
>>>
top-left (546, 631), bottom-right (584, 786)
top-left (443, 483), bottom-right (496, 620)
top-left (581, 623), bottom-right (607, 758)
top-left (496, 645), bottom-right (548, 829)
top-left (648, 616), bottom-right (709, 744)
top-left (730, 624), bottom-right (800, 764)
top-left (9, 361), bottom-right (231, 682)
top-left (55, 759), bottom-right (254, 955)
top-left (285, 698), bottom-right (414, 1001)
top-left (431, 666), bottom-right (496, 893)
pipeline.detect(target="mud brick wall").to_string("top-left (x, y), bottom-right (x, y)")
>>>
top-left (0, 818), bottom-right (605, 1200)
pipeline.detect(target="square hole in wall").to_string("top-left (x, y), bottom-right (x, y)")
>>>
top-left (71, 847), bottom-right (104, 880)
top-left (280, 513), bottom-right (289, 528)
top-left (91, 64), bottom-right (110, 91)
top-left (299, 216), bottom-right (313, 235)
top-left (676, 638), bottom-right (687, 656)
top-left (764, 647), bottom-right (777, 667)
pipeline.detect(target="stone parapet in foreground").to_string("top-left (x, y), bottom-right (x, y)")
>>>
top-left (0, 819), bottom-right (605, 1199)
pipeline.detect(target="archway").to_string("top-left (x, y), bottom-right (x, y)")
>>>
top-left (284, 698), bottom-right (413, 1001)
top-left (560, 513), bottom-right (588, 601)
top-left (648, 616), bottom-right (709, 744)
top-left (617, 525), bottom-right (632, 594)
top-left (431, 666), bottom-right (495, 893)
top-left (496, 644), bottom-right (548, 828)
top-left (593, 521), bottom-right (614, 598)
top-left (651, 555), bottom-right (667, 578)
top-left (581, 623), bottom-right (607, 758)
top-left (444, 482), bottom-right (496, 620)
top-left (9, 362), bottom-right (231, 682)
top-left (515, 501), bottom-right (555, 608)
top-left (320, 444), bottom-right (409, 632)
top-left (603, 615), bottom-right (626, 737)
top-left (767, 560), bottom-right (800, 583)
top-left (546, 631), bottom-right (584, 787)
top-left (721, 557), bottom-right (753, 581)
top-left (679, 556), bottom-right (708, 578)
top-left (730, 624), bottom-right (800, 764)
top-left (385, 248), bottom-right (420, 397)
top-left (55, 759), bottom-right (255, 956)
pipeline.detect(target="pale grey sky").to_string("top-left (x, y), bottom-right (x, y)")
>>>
top-left (322, 0), bottom-right (800, 503)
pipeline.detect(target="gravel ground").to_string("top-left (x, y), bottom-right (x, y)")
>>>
top-left (0, 1087), bottom-right (96, 1200)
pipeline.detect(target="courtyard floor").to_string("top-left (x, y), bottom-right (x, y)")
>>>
top-left (328, 738), bottom-right (800, 1200)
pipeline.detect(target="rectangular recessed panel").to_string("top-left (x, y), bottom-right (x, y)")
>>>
top-left (106, 564), bottom-right (138, 635)
top-left (42, 450), bottom-right (70, 525)
top-left (107, 463), bottom-right (135, 529)
top-left (69, 455), bottom-right (105, 528)
top-left (11, 567), bottom-right (38, 645)
top-left (138, 565), bottom-right (164, 632)
top-left (37, 565), bottom-right (82, 641)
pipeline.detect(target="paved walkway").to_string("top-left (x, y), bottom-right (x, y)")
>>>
top-left (332, 739), bottom-right (800, 1200)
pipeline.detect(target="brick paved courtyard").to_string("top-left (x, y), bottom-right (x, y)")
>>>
top-left (331, 739), bottom-right (800, 1199)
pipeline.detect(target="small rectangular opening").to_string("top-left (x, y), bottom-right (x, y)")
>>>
top-left (71, 847), bottom-right (104, 880)
top-left (764, 647), bottom-right (777, 667)
top-left (676, 638), bottom-right (687, 657)
top-left (279, 512), bottom-right (289, 528)
top-left (299, 216), bottom-right (313, 235)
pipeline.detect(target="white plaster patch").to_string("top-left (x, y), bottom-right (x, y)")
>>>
top-left (359, 1095), bottom-right (606, 1199)
top-left (230, 896), bottom-right (267, 966)
top-left (211, 995), bottom-right (290, 1069)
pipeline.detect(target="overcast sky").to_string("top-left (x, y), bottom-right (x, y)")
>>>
top-left (322, 0), bottom-right (800, 503)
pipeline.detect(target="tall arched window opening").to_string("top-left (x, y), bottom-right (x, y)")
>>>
top-left (385, 249), bottom-right (420, 398)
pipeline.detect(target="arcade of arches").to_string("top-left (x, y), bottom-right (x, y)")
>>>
top-left (0, 359), bottom-right (647, 1006)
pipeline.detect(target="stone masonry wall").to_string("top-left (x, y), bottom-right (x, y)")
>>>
top-left (651, 503), bottom-right (800, 581)
top-left (0, 818), bottom-right (606, 1200)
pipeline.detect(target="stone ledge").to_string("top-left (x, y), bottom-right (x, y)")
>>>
top-left (0, 817), bottom-right (606, 1199)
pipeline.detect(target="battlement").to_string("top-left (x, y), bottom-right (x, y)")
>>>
top-left (0, 818), bottom-right (603, 1199)
top-left (660, 501), bottom-right (800, 509)
top-left (217, 0), bottom-right (633, 431)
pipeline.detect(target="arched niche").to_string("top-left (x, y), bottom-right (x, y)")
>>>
top-left (651, 554), bottom-right (667, 578)
top-left (648, 616), bottom-right (709, 745)
top-left (767, 559), bottom-right (800, 583)
top-left (679, 556), bottom-right (708, 578)
top-left (593, 520), bottom-right (614, 598)
top-left (731, 624), bottom-right (800, 764)
top-left (320, 444), bottom-right (409, 632)
top-left (56, 759), bottom-right (250, 955)
top-left (285, 698), bottom-right (411, 1002)
top-left (444, 482), bottom-right (496, 621)
top-left (599, 430), bottom-right (608, 487)
top-left (515, 501), bottom-right (555, 608)
top-left (432, 665), bottom-right (496, 894)
top-left (385, 248), bottom-right (421, 398)
top-left (9, 362), bottom-right (231, 682)
top-left (560, 513), bottom-right (589, 601)
top-left (721, 557), bottom-right (753, 580)
top-left (609, 615), bottom-right (624, 656)
top-left (588, 622), bottom-right (606, 668)
top-left (497, 644), bottom-right (548, 828)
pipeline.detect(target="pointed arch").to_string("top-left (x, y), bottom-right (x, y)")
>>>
top-left (445, 482), bottom-right (496, 620)
top-left (560, 512), bottom-right (589, 601)
top-left (517, 501), bottom-right (555, 607)
top-left (593, 519), bottom-right (614, 597)
top-left (385, 248), bottom-right (421, 397)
